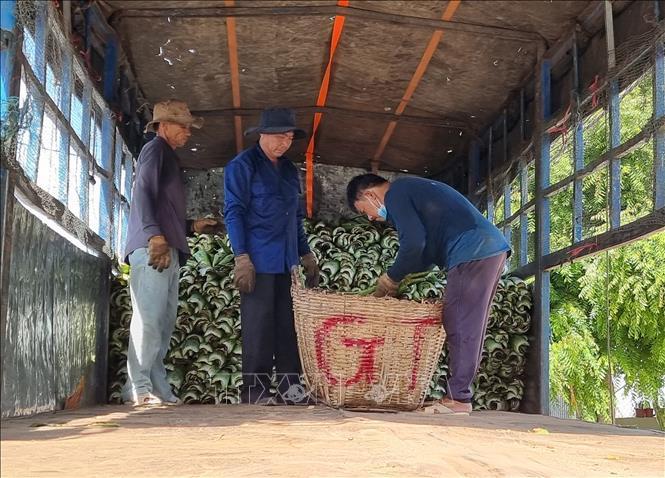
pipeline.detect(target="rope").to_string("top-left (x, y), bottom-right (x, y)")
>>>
top-left (603, 129), bottom-right (615, 424)
top-left (588, 74), bottom-right (601, 109)
top-left (605, 249), bottom-right (615, 425)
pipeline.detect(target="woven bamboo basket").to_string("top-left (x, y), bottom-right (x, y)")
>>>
top-left (291, 273), bottom-right (446, 410)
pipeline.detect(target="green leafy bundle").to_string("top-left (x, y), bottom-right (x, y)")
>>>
top-left (108, 219), bottom-right (532, 409)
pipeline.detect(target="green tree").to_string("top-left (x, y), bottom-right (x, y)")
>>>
top-left (550, 264), bottom-right (611, 421)
top-left (580, 235), bottom-right (665, 403)
top-left (548, 69), bottom-right (664, 420)
top-left (550, 234), bottom-right (665, 421)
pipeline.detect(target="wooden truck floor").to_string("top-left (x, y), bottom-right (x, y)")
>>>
top-left (2, 405), bottom-right (663, 477)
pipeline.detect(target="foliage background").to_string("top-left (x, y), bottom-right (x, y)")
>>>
top-left (542, 70), bottom-right (665, 421)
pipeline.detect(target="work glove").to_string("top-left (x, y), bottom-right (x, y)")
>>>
top-left (233, 254), bottom-right (256, 294)
top-left (373, 273), bottom-right (399, 298)
top-left (192, 218), bottom-right (223, 234)
top-left (148, 235), bottom-right (171, 272)
top-left (301, 252), bottom-right (320, 289)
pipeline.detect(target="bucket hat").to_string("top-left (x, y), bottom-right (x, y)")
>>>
top-left (244, 107), bottom-right (306, 139)
top-left (144, 100), bottom-right (203, 133)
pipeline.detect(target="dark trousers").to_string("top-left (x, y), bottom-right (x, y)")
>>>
top-left (443, 252), bottom-right (507, 403)
top-left (240, 273), bottom-right (302, 403)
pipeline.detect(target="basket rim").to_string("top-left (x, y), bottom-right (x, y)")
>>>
top-left (291, 267), bottom-right (445, 307)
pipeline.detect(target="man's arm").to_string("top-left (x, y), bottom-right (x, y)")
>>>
top-left (295, 172), bottom-right (311, 257)
top-left (186, 218), bottom-right (223, 236)
top-left (133, 143), bottom-right (164, 239)
top-left (386, 193), bottom-right (427, 282)
top-left (223, 159), bottom-right (251, 255)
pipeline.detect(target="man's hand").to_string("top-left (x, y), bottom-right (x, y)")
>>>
top-left (148, 235), bottom-right (171, 272)
top-left (233, 254), bottom-right (256, 294)
top-left (373, 273), bottom-right (399, 298)
top-left (301, 252), bottom-right (320, 289)
top-left (192, 218), bottom-right (223, 234)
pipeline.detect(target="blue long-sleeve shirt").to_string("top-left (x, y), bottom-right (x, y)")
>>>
top-left (124, 136), bottom-right (192, 265)
top-left (385, 177), bottom-right (510, 281)
top-left (223, 144), bottom-right (310, 274)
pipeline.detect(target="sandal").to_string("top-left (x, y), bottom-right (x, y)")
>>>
top-left (162, 396), bottom-right (183, 406)
top-left (422, 402), bottom-right (470, 415)
top-left (129, 392), bottom-right (163, 407)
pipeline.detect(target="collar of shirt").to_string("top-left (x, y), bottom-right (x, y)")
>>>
top-left (384, 189), bottom-right (396, 225)
top-left (153, 135), bottom-right (182, 168)
top-left (154, 135), bottom-right (174, 151)
top-left (254, 142), bottom-right (288, 167)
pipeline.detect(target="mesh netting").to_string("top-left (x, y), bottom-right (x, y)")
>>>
top-left (579, 24), bottom-right (664, 123)
top-left (487, 22), bottom-right (663, 262)
top-left (557, 23), bottom-right (662, 241)
top-left (485, 146), bottom-right (536, 269)
top-left (2, 0), bottom-right (134, 260)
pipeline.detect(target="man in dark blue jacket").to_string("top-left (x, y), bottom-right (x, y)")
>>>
top-left (347, 174), bottom-right (510, 414)
top-left (224, 108), bottom-right (319, 405)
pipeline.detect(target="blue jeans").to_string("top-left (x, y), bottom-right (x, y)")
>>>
top-left (122, 247), bottom-right (180, 401)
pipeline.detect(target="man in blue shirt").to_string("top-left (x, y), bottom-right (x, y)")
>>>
top-left (123, 100), bottom-right (222, 406)
top-left (224, 108), bottom-right (319, 405)
top-left (347, 174), bottom-right (510, 414)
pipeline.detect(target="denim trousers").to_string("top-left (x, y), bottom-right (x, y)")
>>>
top-left (122, 247), bottom-right (180, 401)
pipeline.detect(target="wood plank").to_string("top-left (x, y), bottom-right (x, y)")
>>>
top-left (546, 208), bottom-right (665, 269)
top-left (654, 38), bottom-right (665, 208)
top-left (193, 106), bottom-right (473, 132)
top-left (110, 5), bottom-right (543, 44)
top-left (511, 208), bottom-right (665, 278)
top-left (466, 140), bottom-right (480, 204)
top-left (519, 157), bottom-right (529, 265)
top-left (572, 33), bottom-right (583, 243)
top-left (524, 54), bottom-right (551, 416)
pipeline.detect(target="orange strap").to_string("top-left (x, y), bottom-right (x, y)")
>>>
top-left (306, 0), bottom-right (349, 218)
top-left (372, 0), bottom-right (461, 169)
top-left (225, 0), bottom-right (244, 153)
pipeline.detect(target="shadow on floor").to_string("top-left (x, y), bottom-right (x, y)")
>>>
top-left (2, 403), bottom-right (663, 443)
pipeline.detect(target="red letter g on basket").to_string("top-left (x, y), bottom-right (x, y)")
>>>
top-left (315, 315), bottom-right (385, 386)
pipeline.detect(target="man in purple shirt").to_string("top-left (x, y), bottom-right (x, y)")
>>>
top-left (123, 100), bottom-right (221, 406)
